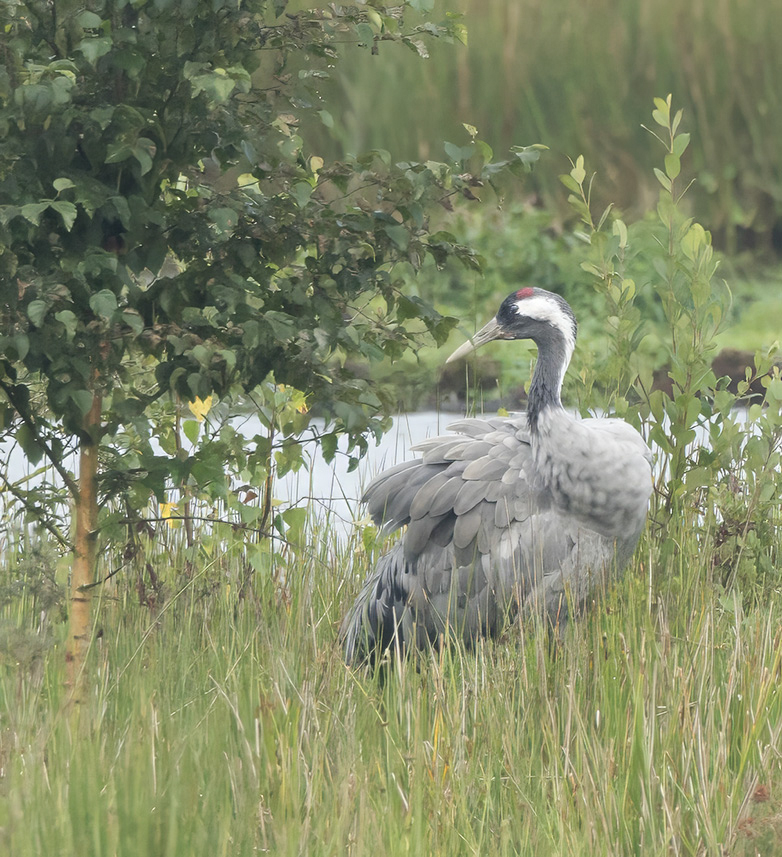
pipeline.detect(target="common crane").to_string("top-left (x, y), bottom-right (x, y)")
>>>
top-left (341, 287), bottom-right (653, 664)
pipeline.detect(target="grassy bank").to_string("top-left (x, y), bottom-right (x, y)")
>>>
top-left (2, 514), bottom-right (782, 855)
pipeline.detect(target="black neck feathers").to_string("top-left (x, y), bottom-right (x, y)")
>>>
top-left (526, 326), bottom-right (569, 432)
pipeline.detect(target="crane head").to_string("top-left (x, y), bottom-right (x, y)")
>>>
top-left (446, 287), bottom-right (577, 364)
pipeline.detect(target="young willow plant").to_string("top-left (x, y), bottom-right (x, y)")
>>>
top-left (564, 96), bottom-right (782, 592)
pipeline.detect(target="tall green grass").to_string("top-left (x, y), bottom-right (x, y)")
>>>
top-left (310, 0), bottom-right (782, 252)
top-left (2, 515), bottom-right (782, 855)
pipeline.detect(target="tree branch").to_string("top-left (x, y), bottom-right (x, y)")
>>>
top-left (0, 471), bottom-right (71, 547)
top-left (0, 378), bottom-right (79, 496)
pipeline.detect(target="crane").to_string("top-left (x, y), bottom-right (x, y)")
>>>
top-left (341, 287), bottom-right (653, 665)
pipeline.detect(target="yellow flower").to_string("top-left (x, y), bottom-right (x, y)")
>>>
top-left (188, 395), bottom-right (213, 422)
top-left (159, 501), bottom-right (178, 527)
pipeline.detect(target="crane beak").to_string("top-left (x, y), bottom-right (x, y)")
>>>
top-left (445, 317), bottom-right (505, 363)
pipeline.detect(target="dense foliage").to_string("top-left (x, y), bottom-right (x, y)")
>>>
top-left (0, 0), bottom-right (544, 696)
top-left (0, 0), bottom-right (538, 542)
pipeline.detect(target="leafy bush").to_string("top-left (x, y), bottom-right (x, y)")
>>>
top-left (565, 96), bottom-right (782, 596)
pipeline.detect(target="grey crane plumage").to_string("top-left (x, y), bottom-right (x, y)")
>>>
top-left (341, 287), bottom-right (653, 664)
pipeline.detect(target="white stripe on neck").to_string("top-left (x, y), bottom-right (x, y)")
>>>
top-left (513, 295), bottom-right (576, 368)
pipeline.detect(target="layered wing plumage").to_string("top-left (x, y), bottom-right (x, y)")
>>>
top-left (342, 416), bottom-right (621, 664)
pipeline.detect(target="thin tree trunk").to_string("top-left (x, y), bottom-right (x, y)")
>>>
top-left (175, 400), bottom-right (195, 550)
top-left (65, 390), bottom-right (102, 709)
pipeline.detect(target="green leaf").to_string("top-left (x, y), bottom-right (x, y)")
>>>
top-left (384, 224), bottom-right (409, 250)
top-left (596, 203), bottom-right (614, 232)
top-left (183, 419), bottom-right (201, 444)
top-left (321, 432), bottom-right (338, 463)
top-left (55, 310), bottom-right (78, 340)
top-left (121, 309), bottom-right (144, 334)
top-left (105, 142), bottom-right (134, 165)
top-left (20, 203), bottom-right (48, 226)
top-left (652, 108), bottom-right (667, 128)
top-left (191, 456), bottom-right (228, 496)
top-left (76, 10), bottom-right (103, 28)
top-left (53, 178), bottom-right (76, 192)
top-left (613, 218), bottom-right (628, 249)
top-left (570, 156), bottom-right (586, 185)
top-left (291, 182), bottom-right (313, 208)
top-left (70, 389), bottom-right (95, 416)
top-left (673, 132), bottom-right (690, 158)
top-left (264, 311), bottom-right (295, 340)
top-left (766, 377), bottom-right (782, 401)
top-left (559, 174), bottom-right (581, 194)
top-left (512, 144), bottom-right (548, 172)
top-left (132, 137), bottom-right (157, 176)
top-left (27, 300), bottom-right (48, 327)
top-left (89, 289), bottom-right (118, 320)
top-left (444, 141), bottom-right (465, 162)
top-left (0, 206), bottom-right (19, 227)
top-left (108, 196), bottom-right (132, 229)
top-left (113, 48), bottom-right (146, 79)
top-left (50, 200), bottom-right (77, 230)
top-left (78, 36), bottom-right (113, 66)
top-left (10, 334), bottom-right (29, 361)
top-left (281, 506), bottom-right (307, 543)
top-left (654, 168), bottom-right (672, 192)
top-left (681, 223), bottom-right (708, 261)
top-left (239, 503), bottom-right (264, 524)
top-left (209, 207), bottom-right (239, 234)
top-left (16, 424), bottom-right (44, 465)
top-left (356, 23), bottom-right (375, 45)
top-left (189, 69), bottom-right (236, 104)
top-left (664, 153), bottom-right (681, 180)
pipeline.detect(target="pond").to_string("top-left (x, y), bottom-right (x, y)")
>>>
top-left (0, 410), bottom-right (456, 538)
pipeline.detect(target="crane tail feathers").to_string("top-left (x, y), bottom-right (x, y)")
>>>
top-left (341, 545), bottom-right (414, 666)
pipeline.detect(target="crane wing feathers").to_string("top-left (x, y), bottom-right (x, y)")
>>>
top-left (363, 460), bottom-right (433, 530)
top-left (404, 512), bottom-right (451, 557)
top-left (428, 471), bottom-right (468, 517)
top-left (453, 504), bottom-right (484, 550)
top-left (358, 417), bottom-right (569, 612)
top-left (453, 479), bottom-right (489, 515)
top-left (408, 472), bottom-right (453, 520)
top-left (345, 413), bottom-right (645, 664)
top-left (462, 456), bottom-right (509, 481)
top-left (362, 417), bottom-right (531, 532)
